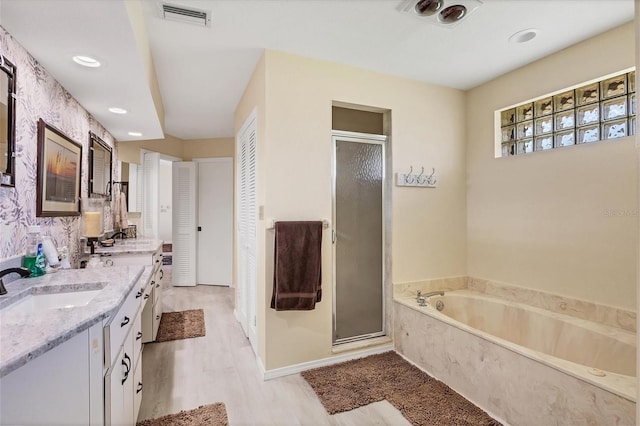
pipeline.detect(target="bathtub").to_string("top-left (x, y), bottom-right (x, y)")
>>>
top-left (394, 290), bottom-right (636, 425)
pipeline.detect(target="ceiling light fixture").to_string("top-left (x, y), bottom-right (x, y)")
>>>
top-left (108, 107), bottom-right (127, 114)
top-left (72, 55), bottom-right (100, 68)
top-left (438, 5), bottom-right (467, 24)
top-left (509, 29), bottom-right (538, 44)
top-left (414, 0), bottom-right (443, 16)
top-left (128, 131), bottom-right (142, 137)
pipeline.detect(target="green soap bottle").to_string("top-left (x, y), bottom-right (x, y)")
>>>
top-left (24, 225), bottom-right (46, 277)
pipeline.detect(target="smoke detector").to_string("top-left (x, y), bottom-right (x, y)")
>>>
top-left (159, 2), bottom-right (212, 28)
top-left (398, 0), bottom-right (483, 27)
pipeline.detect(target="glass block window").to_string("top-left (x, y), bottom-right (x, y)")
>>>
top-left (499, 70), bottom-right (636, 157)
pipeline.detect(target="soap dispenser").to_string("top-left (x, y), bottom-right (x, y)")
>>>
top-left (24, 225), bottom-right (46, 277)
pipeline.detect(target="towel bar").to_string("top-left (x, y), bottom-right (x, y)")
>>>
top-left (266, 219), bottom-right (330, 230)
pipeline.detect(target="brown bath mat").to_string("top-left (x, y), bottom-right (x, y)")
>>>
top-left (155, 309), bottom-right (206, 342)
top-left (137, 402), bottom-right (228, 426)
top-left (301, 351), bottom-right (501, 426)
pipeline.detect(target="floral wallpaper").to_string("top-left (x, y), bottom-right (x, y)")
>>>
top-left (0, 26), bottom-right (118, 266)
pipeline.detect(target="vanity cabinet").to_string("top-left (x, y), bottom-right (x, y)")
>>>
top-left (104, 269), bottom-right (147, 426)
top-left (106, 244), bottom-right (163, 343)
top-left (0, 322), bottom-right (104, 425)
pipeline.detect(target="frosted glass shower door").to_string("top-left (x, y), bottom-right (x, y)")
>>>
top-left (332, 132), bottom-right (386, 344)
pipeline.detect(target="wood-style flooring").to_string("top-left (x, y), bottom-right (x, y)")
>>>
top-left (138, 268), bottom-right (410, 426)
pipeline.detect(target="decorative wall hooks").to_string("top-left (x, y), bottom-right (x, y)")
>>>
top-left (396, 166), bottom-right (437, 188)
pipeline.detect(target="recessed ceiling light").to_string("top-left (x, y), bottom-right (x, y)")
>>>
top-left (509, 29), bottom-right (538, 44)
top-left (128, 131), bottom-right (142, 137)
top-left (108, 107), bottom-right (127, 114)
top-left (414, 0), bottom-right (443, 16)
top-left (72, 55), bottom-right (100, 68)
top-left (438, 5), bottom-right (467, 24)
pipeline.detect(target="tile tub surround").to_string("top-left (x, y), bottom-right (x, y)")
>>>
top-left (394, 276), bottom-right (636, 333)
top-left (467, 277), bottom-right (636, 333)
top-left (0, 265), bottom-right (151, 377)
top-left (393, 297), bottom-right (635, 425)
top-left (393, 276), bottom-right (467, 298)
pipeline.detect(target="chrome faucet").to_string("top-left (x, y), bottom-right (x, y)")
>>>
top-left (109, 231), bottom-right (127, 240)
top-left (416, 290), bottom-right (445, 306)
top-left (0, 267), bottom-right (32, 296)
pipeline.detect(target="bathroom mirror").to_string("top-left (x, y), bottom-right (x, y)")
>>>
top-left (0, 55), bottom-right (17, 187)
top-left (89, 132), bottom-right (112, 198)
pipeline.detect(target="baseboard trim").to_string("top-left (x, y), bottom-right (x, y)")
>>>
top-left (262, 344), bottom-right (395, 381)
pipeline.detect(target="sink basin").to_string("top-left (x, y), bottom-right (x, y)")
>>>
top-left (3, 289), bottom-right (102, 314)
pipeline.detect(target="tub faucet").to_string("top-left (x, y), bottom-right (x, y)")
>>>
top-left (417, 290), bottom-right (444, 307)
top-left (0, 267), bottom-right (32, 295)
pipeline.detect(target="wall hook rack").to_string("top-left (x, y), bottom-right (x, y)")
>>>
top-left (396, 165), bottom-right (437, 188)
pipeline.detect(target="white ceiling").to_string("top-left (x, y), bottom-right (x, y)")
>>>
top-left (0, 0), bottom-right (635, 141)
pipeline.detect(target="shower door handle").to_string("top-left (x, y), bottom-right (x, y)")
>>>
top-left (332, 230), bottom-right (336, 244)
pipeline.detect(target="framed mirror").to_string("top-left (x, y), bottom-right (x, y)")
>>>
top-left (89, 132), bottom-right (112, 198)
top-left (0, 55), bottom-right (17, 187)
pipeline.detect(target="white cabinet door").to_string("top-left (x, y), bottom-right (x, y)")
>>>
top-left (105, 334), bottom-right (135, 425)
top-left (105, 346), bottom-right (125, 426)
top-left (0, 325), bottom-right (96, 425)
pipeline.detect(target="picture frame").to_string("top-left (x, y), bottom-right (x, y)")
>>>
top-left (36, 119), bottom-right (82, 217)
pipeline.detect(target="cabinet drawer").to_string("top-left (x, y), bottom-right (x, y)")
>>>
top-left (141, 292), bottom-right (154, 344)
top-left (152, 249), bottom-right (163, 269)
top-left (133, 311), bottom-right (143, 367)
top-left (152, 272), bottom-right (161, 305)
top-left (104, 288), bottom-right (140, 368)
top-left (152, 300), bottom-right (162, 341)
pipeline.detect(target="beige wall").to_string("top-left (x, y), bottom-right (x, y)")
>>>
top-left (117, 135), bottom-right (234, 164)
top-left (466, 22), bottom-right (637, 310)
top-left (183, 137), bottom-right (234, 160)
top-left (116, 134), bottom-right (184, 164)
top-left (235, 53), bottom-right (267, 363)
top-left (258, 50), bottom-right (467, 370)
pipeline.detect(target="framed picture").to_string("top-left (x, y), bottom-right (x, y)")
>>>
top-left (36, 119), bottom-right (82, 217)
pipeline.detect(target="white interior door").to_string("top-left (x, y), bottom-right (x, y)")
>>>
top-left (196, 158), bottom-right (233, 286)
top-left (236, 111), bottom-right (257, 351)
top-left (172, 161), bottom-right (197, 287)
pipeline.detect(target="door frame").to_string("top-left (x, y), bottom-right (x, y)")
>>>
top-left (331, 130), bottom-right (388, 345)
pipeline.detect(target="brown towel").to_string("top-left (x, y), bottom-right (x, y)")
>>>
top-left (271, 221), bottom-right (323, 311)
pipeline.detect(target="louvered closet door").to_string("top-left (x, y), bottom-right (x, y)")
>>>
top-left (236, 112), bottom-right (257, 349)
top-left (172, 162), bottom-right (197, 286)
top-left (246, 127), bottom-right (257, 349)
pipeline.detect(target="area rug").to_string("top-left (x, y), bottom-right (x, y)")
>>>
top-left (137, 403), bottom-right (228, 426)
top-left (301, 351), bottom-right (501, 426)
top-left (155, 309), bottom-right (206, 342)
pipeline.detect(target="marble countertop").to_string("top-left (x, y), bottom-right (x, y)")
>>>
top-left (86, 238), bottom-right (163, 256)
top-left (0, 265), bottom-right (151, 378)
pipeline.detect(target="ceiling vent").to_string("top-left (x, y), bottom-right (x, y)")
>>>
top-left (397, 0), bottom-right (483, 28)
top-left (160, 3), bottom-right (212, 28)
